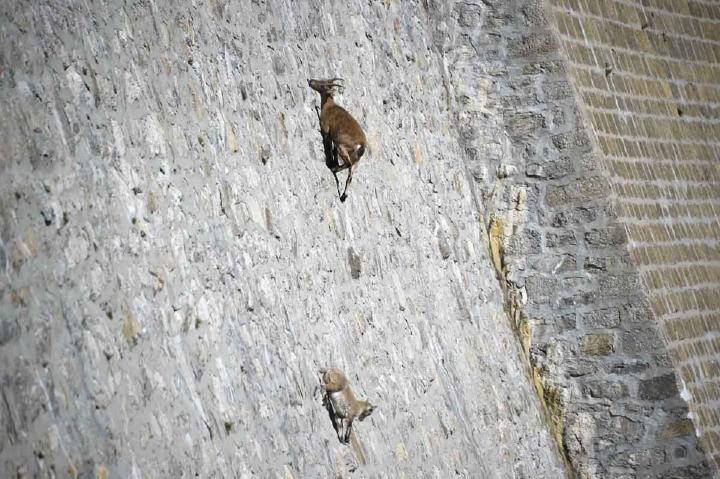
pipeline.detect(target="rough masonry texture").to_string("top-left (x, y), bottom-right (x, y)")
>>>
top-left (1, 0), bottom-right (718, 478)
top-left (448, 0), bottom-right (713, 477)
top-left (0, 1), bottom-right (565, 477)
top-left (544, 0), bottom-right (720, 473)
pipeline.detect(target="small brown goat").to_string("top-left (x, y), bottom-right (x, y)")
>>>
top-left (308, 78), bottom-right (367, 202)
top-left (319, 367), bottom-right (375, 443)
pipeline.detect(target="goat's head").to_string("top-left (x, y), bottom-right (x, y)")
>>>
top-left (308, 78), bottom-right (345, 95)
top-left (358, 401), bottom-right (375, 421)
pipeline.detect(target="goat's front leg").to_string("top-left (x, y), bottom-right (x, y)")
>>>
top-left (321, 133), bottom-right (338, 170)
top-left (340, 162), bottom-right (359, 203)
top-left (315, 104), bottom-right (338, 169)
top-left (333, 171), bottom-right (342, 197)
top-left (335, 416), bottom-right (346, 443)
top-left (343, 418), bottom-right (354, 443)
top-left (328, 139), bottom-right (339, 169)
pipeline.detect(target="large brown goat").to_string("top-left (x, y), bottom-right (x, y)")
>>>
top-left (308, 78), bottom-right (367, 202)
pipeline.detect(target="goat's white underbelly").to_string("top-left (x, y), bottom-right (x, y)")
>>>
top-left (329, 391), bottom-right (350, 417)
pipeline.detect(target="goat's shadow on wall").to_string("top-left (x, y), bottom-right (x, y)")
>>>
top-left (321, 392), bottom-right (341, 440)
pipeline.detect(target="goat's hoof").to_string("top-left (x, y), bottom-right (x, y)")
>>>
top-left (340, 194), bottom-right (347, 203)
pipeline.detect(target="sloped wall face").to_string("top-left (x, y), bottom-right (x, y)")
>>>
top-left (445, 0), bottom-right (711, 477)
top-left (0, 1), bottom-right (566, 477)
top-left (544, 0), bottom-right (720, 471)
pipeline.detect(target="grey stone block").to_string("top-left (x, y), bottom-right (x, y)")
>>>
top-left (639, 374), bottom-right (679, 401)
top-left (581, 308), bottom-right (621, 329)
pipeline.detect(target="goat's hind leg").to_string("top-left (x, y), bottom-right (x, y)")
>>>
top-left (331, 144), bottom-right (351, 172)
top-left (321, 134), bottom-right (338, 170)
top-left (339, 147), bottom-right (361, 202)
top-left (339, 162), bottom-right (358, 203)
top-left (315, 105), bottom-right (338, 169)
top-left (333, 171), bottom-right (342, 198)
top-left (325, 141), bottom-right (344, 196)
top-left (336, 416), bottom-right (347, 443)
top-left (334, 145), bottom-right (353, 202)
top-left (343, 418), bottom-right (354, 443)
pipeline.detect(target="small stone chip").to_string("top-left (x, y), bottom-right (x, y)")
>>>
top-left (122, 312), bottom-right (141, 344)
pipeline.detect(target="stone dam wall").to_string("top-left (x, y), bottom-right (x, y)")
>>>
top-left (0, 0), bottom-right (718, 478)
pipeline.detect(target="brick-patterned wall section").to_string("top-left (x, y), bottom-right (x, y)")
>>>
top-left (450, 0), bottom-right (711, 476)
top-left (0, 1), bottom-right (570, 476)
top-left (546, 0), bottom-right (720, 470)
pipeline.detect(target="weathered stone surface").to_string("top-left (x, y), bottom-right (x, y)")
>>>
top-left (462, 0), bottom-right (712, 477)
top-left (639, 374), bottom-right (680, 401)
top-left (547, 0), bottom-right (720, 469)
top-left (664, 419), bottom-right (697, 440)
top-left (0, 0), bottom-right (566, 477)
top-left (584, 380), bottom-right (629, 400)
top-left (348, 247), bottom-right (362, 280)
top-left (584, 227), bottom-right (628, 248)
top-left (2, 0), bottom-right (717, 477)
top-left (581, 333), bottom-right (615, 356)
top-left (545, 177), bottom-right (609, 207)
top-left (581, 308), bottom-right (621, 329)
top-left (544, 231), bottom-right (577, 249)
top-left (621, 329), bottom-right (664, 355)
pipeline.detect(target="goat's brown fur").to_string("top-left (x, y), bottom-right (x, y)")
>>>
top-left (308, 78), bottom-right (367, 202)
top-left (319, 367), bottom-right (375, 443)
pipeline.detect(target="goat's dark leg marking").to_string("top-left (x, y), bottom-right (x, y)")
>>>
top-left (338, 417), bottom-right (346, 442)
top-left (334, 145), bottom-right (353, 201)
top-left (339, 162), bottom-right (356, 202)
top-left (344, 418), bottom-right (354, 443)
top-left (322, 134), bottom-right (338, 169)
top-left (324, 134), bottom-right (341, 194)
top-left (333, 171), bottom-right (342, 197)
top-left (339, 148), bottom-right (361, 202)
top-left (316, 104), bottom-right (338, 169)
